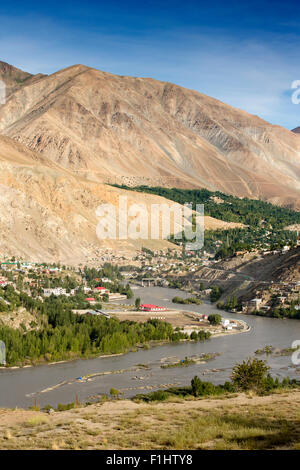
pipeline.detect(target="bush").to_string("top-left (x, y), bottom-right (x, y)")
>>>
top-left (210, 286), bottom-right (223, 303)
top-left (110, 388), bottom-right (121, 399)
top-left (191, 376), bottom-right (219, 396)
top-left (134, 390), bottom-right (169, 402)
top-left (208, 314), bottom-right (222, 325)
top-left (231, 358), bottom-right (270, 392)
top-left (56, 402), bottom-right (75, 411)
top-left (190, 331), bottom-right (198, 340)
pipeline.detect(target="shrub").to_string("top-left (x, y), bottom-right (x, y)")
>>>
top-left (231, 357), bottom-right (270, 392)
top-left (137, 390), bottom-right (169, 402)
top-left (191, 376), bottom-right (219, 396)
top-left (208, 314), bottom-right (222, 325)
top-left (56, 402), bottom-right (75, 411)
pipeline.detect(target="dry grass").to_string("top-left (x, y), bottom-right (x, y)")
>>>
top-left (24, 416), bottom-right (49, 427)
top-left (1, 390), bottom-right (300, 450)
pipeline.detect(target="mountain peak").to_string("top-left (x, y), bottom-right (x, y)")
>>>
top-left (0, 60), bottom-right (33, 98)
top-left (0, 63), bottom-right (300, 210)
top-left (0, 60), bottom-right (32, 78)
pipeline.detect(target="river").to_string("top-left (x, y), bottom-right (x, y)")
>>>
top-left (0, 286), bottom-right (299, 408)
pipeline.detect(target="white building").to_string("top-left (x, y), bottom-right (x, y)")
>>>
top-left (249, 298), bottom-right (262, 309)
top-left (43, 287), bottom-right (67, 297)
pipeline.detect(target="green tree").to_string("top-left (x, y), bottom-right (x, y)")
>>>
top-left (208, 314), bottom-right (222, 325)
top-left (231, 357), bottom-right (270, 392)
top-left (110, 388), bottom-right (120, 399)
top-left (210, 286), bottom-right (223, 303)
top-left (190, 331), bottom-right (198, 340)
top-left (191, 376), bottom-right (217, 396)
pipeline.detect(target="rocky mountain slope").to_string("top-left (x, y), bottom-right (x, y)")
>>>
top-left (0, 62), bottom-right (300, 209)
top-left (0, 60), bottom-right (300, 262)
top-left (0, 134), bottom-right (241, 263)
top-left (270, 247), bottom-right (300, 282)
top-left (190, 247), bottom-right (300, 303)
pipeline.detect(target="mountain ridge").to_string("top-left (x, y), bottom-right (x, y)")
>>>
top-left (0, 62), bottom-right (300, 209)
top-left (0, 61), bottom-right (300, 262)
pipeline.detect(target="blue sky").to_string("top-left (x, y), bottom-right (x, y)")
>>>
top-left (0, 0), bottom-right (300, 128)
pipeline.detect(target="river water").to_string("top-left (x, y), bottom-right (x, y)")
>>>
top-left (0, 286), bottom-right (299, 408)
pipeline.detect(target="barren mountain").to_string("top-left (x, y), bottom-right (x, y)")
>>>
top-left (0, 62), bottom-right (300, 209)
top-left (0, 134), bottom-right (240, 263)
top-left (0, 61), bottom-right (300, 262)
top-left (0, 61), bottom-right (45, 99)
top-left (292, 127), bottom-right (300, 134)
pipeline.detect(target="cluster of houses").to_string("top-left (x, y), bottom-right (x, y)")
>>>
top-left (234, 245), bottom-right (293, 259)
top-left (0, 261), bottom-right (62, 273)
top-left (221, 318), bottom-right (238, 331)
top-left (242, 280), bottom-right (300, 313)
top-left (43, 285), bottom-right (120, 302)
top-left (0, 259), bottom-right (132, 307)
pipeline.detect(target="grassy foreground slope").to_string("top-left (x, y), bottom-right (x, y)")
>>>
top-left (1, 390), bottom-right (300, 450)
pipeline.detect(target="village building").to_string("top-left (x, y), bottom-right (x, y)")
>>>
top-left (43, 287), bottom-right (67, 297)
top-left (94, 286), bottom-right (110, 294)
top-left (248, 298), bottom-right (263, 310)
top-left (139, 304), bottom-right (167, 312)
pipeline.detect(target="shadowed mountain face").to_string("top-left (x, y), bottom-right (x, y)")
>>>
top-left (292, 127), bottom-right (300, 134)
top-left (0, 63), bottom-right (299, 209)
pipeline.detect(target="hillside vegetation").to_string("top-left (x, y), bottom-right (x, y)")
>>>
top-left (113, 185), bottom-right (300, 255)
top-left (113, 186), bottom-right (300, 228)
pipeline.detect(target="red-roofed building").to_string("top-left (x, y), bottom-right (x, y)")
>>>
top-left (94, 286), bottom-right (109, 294)
top-left (139, 304), bottom-right (167, 312)
top-left (85, 297), bottom-right (96, 302)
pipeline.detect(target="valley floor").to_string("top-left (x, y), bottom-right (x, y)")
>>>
top-left (1, 389), bottom-right (300, 450)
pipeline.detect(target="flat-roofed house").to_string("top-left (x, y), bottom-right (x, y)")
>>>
top-left (139, 304), bottom-right (167, 312)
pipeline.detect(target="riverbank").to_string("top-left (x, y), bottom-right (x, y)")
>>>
top-left (0, 309), bottom-right (249, 369)
top-left (1, 388), bottom-right (300, 449)
top-left (1, 285), bottom-right (299, 409)
top-left (212, 319), bottom-right (250, 338)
